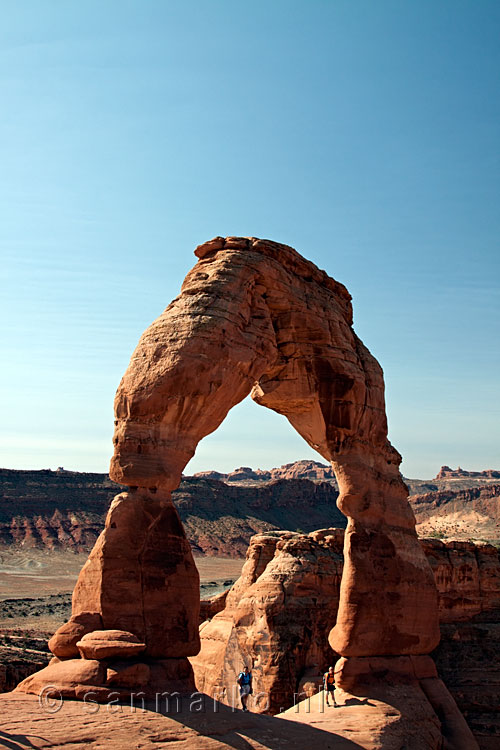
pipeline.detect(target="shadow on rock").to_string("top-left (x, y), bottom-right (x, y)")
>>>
top-left (341, 697), bottom-right (375, 707)
top-left (0, 731), bottom-right (47, 750)
top-left (142, 694), bottom-right (363, 750)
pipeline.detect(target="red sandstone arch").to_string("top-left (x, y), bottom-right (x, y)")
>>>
top-left (17, 237), bottom-right (440, 701)
top-left (109, 236), bottom-right (439, 658)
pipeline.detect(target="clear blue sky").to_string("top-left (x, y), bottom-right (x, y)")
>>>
top-left (1, 0), bottom-right (499, 479)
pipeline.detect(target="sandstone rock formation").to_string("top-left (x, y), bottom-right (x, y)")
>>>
top-left (191, 529), bottom-right (344, 714)
top-left (436, 466), bottom-right (500, 480)
top-left (15, 237), bottom-right (439, 703)
top-left (193, 459), bottom-right (338, 483)
top-left (109, 236), bottom-right (439, 660)
top-left (1, 687), bottom-right (470, 750)
top-left (422, 538), bottom-right (500, 622)
top-left (193, 530), bottom-right (495, 746)
top-left (76, 630), bottom-right (146, 660)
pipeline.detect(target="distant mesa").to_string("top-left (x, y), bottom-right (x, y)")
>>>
top-left (435, 465), bottom-right (500, 480)
top-left (192, 459), bottom-right (337, 484)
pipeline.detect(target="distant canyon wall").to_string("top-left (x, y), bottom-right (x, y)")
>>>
top-left (1, 468), bottom-right (500, 555)
top-left (0, 469), bottom-right (345, 556)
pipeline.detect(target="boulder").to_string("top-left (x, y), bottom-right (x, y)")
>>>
top-left (48, 612), bottom-right (103, 658)
top-left (14, 658), bottom-right (105, 698)
top-left (76, 630), bottom-right (146, 660)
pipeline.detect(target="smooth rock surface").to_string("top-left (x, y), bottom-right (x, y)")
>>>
top-left (14, 658), bottom-right (105, 697)
top-left (0, 685), bottom-right (477, 750)
top-left (76, 630), bottom-right (145, 660)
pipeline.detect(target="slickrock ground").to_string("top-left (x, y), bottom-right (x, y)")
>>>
top-left (2, 527), bottom-right (499, 743)
top-left (0, 686), bottom-right (472, 750)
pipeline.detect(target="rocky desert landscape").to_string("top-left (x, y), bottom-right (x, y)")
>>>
top-left (1, 237), bottom-right (498, 749)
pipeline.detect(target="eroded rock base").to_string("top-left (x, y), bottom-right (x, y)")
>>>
top-left (14, 655), bottom-right (195, 701)
top-left (331, 656), bottom-right (478, 749)
top-left (14, 491), bottom-right (201, 702)
top-left (63, 491), bottom-right (200, 659)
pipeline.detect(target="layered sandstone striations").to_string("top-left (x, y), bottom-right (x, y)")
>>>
top-left (177, 476), bottom-right (344, 556)
top-left (0, 469), bottom-right (343, 557)
top-left (2, 467), bottom-right (499, 555)
top-left (0, 468), bottom-right (344, 555)
top-left (413, 484), bottom-right (500, 543)
top-left (0, 469), bottom-right (116, 551)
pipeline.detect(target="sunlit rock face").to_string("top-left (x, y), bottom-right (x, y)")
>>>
top-left (16, 236), bottom-right (439, 699)
top-left (110, 235), bottom-right (439, 658)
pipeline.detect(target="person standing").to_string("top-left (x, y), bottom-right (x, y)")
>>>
top-left (323, 665), bottom-right (338, 707)
top-left (237, 665), bottom-right (253, 711)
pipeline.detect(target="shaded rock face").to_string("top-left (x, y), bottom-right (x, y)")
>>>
top-left (422, 539), bottom-right (500, 747)
top-left (191, 529), bottom-right (344, 714)
top-left (193, 532), bottom-right (498, 747)
top-left (18, 236), bottom-right (438, 699)
top-left (422, 539), bottom-right (500, 622)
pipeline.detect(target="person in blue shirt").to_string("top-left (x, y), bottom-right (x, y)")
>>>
top-left (237, 665), bottom-right (253, 711)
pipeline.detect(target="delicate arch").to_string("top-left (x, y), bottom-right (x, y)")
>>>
top-left (109, 236), bottom-right (439, 657)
